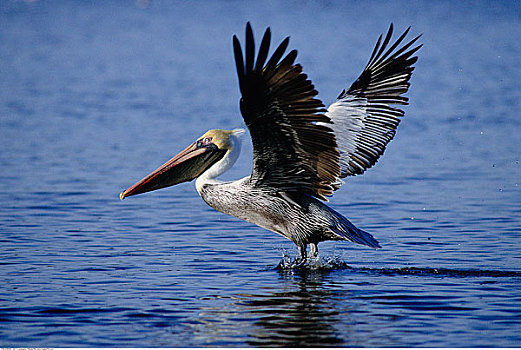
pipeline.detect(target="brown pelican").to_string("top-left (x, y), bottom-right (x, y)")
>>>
top-left (120, 23), bottom-right (421, 260)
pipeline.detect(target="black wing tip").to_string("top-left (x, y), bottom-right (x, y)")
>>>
top-left (245, 23), bottom-right (255, 73)
top-left (368, 24), bottom-right (422, 66)
top-left (235, 23), bottom-right (288, 73)
top-left (346, 24), bottom-right (422, 99)
top-left (255, 26), bottom-right (272, 72)
top-left (232, 34), bottom-right (245, 91)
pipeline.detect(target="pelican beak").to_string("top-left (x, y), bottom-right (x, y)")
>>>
top-left (120, 142), bottom-right (226, 200)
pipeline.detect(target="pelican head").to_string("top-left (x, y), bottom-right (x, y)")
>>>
top-left (120, 128), bottom-right (244, 200)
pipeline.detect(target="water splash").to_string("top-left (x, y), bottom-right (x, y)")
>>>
top-left (275, 253), bottom-right (349, 272)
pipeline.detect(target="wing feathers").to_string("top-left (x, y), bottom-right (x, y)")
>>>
top-left (245, 23), bottom-right (255, 73)
top-left (232, 36), bottom-right (245, 93)
top-left (234, 23), bottom-right (340, 200)
top-left (327, 24), bottom-right (422, 178)
top-left (233, 23), bottom-right (420, 196)
top-left (254, 28), bottom-right (271, 72)
top-left (370, 23), bottom-right (394, 67)
top-left (265, 37), bottom-right (290, 73)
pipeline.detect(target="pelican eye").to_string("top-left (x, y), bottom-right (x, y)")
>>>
top-left (197, 137), bottom-right (213, 148)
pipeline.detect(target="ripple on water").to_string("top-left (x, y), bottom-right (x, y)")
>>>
top-left (275, 255), bottom-right (521, 278)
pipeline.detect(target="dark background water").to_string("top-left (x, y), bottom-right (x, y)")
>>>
top-left (1, 0), bottom-right (521, 347)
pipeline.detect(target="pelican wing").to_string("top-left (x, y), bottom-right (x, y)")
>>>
top-left (326, 24), bottom-right (422, 179)
top-left (233, 23), bottom-right (340, 200)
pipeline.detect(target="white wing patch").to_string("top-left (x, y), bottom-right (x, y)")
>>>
top-left (326, 95), bottom-right (401, 178)
top-left (323, 24), bottom-right (422, 184)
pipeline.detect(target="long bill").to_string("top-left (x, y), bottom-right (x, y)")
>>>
top-left (120, 142), bottom-right (225, 200)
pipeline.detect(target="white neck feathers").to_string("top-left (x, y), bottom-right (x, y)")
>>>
top-left (195, 129), bottom-right (243, 193)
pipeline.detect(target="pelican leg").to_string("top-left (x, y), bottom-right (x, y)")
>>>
top-left (298, 245), bottom-right (307, 261)
top-left (309, 243), bottom-right (318, 258)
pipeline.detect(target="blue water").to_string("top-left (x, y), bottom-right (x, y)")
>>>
top-left (1, 0), bottom-right (521, 347)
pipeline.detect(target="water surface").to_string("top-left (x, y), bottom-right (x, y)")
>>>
top-left (1, 0), bottom-right (520, 347)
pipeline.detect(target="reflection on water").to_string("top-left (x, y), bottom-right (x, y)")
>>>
top-left (187, 261), bottom-right (521, 347)
top-left (191, 269), bottom-right (345, 347)
top-left (243, 274), bottom-right (344, 347)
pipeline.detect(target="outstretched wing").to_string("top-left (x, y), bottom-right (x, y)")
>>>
top-left (326, 24), bottom-right (422, 179)
top-left (233, 23), bottom-right (340, 201)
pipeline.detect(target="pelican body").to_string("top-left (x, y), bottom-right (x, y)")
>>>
top-left (120, 23), bottom-right (421, 260)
